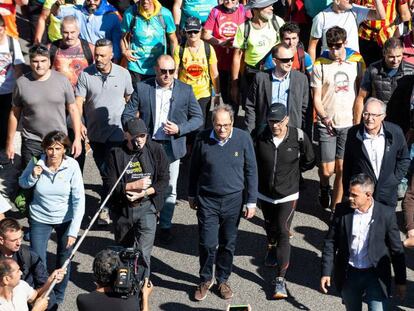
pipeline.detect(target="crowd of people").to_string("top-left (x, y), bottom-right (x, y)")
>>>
top-left (1, 0), bottom-right (414, 309)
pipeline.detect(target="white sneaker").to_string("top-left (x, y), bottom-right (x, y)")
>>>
top-left (97, 207), bottom-right (111, 225)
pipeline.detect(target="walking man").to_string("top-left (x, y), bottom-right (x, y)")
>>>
top-left (188, 104), bottom-right (258, 301)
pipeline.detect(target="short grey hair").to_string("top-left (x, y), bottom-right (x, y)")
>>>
top-left (364, 97), bottom-right (386, 114)
top-left (61, 15), bottom-right (79, 31)
top-left (349, 173), bottom-right (375, 193)
top-left (212, 104), bottom-right (234, 123)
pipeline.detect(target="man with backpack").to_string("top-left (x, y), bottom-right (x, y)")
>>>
top-left (174, 16), bottom-right (220, 127)
top-left (255, 103), bottom-right (315, 299)
top-left (231, 0), bottom-right (284, 107)
top-left (120, 0), bottom-right (178, 84)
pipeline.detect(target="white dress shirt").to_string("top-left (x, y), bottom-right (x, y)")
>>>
top-left (153, 81), bottom-right (174, 141)
top-left (348, 203), bottom-right (374, 269)
top-left (362, 127), bottom-right (385, 179)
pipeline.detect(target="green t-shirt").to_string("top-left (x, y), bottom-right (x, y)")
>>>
top-left (233, 16), bottom-right (284, 67)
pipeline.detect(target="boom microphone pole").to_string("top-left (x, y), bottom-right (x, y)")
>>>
top-left (44, 153), bottom-right (137, 298)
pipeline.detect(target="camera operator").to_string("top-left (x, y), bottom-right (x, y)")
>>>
top-left (104, 118), bottom-right (169, 276)
top-left (76, 249), bottom-right (153, 311)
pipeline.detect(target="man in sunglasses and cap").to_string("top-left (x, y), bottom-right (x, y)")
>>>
top-left (245, 42), bottom-right (309, 137)
top-left (104, 117), bottom-right (169, 277)
top-left (255, 103), bottom-right (314, 299)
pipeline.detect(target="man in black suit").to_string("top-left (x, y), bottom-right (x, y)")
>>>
top-left (245, 42), bottom-right (309, 136)
top-left (321, 173), bottom-right (406, 310)
top-left (122, 55), bottom-right (203, 243)
top-left (343, 97), bottom-right (410, 208)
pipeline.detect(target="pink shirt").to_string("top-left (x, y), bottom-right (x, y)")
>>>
top-left (204, 4), bottom-right (251, 71)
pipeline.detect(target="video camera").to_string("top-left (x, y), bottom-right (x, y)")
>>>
top-left (110, 247), bottom-right (147, 298)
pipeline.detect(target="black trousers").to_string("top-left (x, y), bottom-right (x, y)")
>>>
top-left (21, 138), bottom-right (43, 168)
top-left (0, 93), bottom-right (12, 150)
top-left (260, 199), bottom-right (296, 278)
top-left (197, 191), bottom-right (243, 284)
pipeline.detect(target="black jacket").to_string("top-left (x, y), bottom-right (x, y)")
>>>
top-left (321, 201), bottom-right (406, 297)
top-left (245, 70), bottom-right (309, 135)
top-left (105, 140), bottom-right (169, 214)
top-left (363, 60), bottom-right (414, 133)
top-left (255, 126), bottom-right (315, 199)
top-left (343, 121), bottom-right (410, 207)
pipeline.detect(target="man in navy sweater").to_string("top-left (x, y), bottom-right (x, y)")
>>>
top-left (188, 104), bottom-right (258, 301)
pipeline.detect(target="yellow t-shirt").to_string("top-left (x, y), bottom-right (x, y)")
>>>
top-left (173, 43), bottom-right (217, 100)
top-left (43, 0), bottom-right (83, 42)
top-left (233, 16), bottom-right (284, 67)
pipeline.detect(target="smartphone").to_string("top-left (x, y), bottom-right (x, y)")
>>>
top-left (226, 304), bottom-right (251, 311)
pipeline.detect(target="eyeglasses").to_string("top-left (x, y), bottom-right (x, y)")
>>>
top-left (159, 68), bottom-right (175, 75)
top-left (327, 42), bottom-right (344, 50)
top-left (186, 30), bottom-right (200, 35)
top-left (276, 57), bottom-right (294, 63)
top-left (362, 112), bottom-right (384, 119)
top-left (214, 123), bottom-right (232, 129)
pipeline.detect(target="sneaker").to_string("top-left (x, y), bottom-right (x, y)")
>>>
top-left (159, 228), bottom-right (172, 244)
top-left (319, 185), bottom-right (331, 210)
top-left (218, 282), bottom-right (233, 300)
top-left (273, 277), bottom-right (288, 299)
top-left (264, 244), bottom-right (277, 267)
top-left (97, 206), bottom-right (111, 225)
top-left (194, 280), bottom-right (213, 301)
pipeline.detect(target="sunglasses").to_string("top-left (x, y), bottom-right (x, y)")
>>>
top-left (186, 30), bottom-right (200, 35)
top-left (327, 42), bottom-right (344, 50)
top-left (159, 68), bottom-right (175, 75)
top-left (276, 57), bottom-right (294, 63)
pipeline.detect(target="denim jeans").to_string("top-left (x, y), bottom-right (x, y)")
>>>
top-left (30, 219), bottom-right (72, 304)
top-left (197, 191), bottom-right (243, 284)
top-left (341, 266), bottom-right (390, 311)
top-left (158, 142), bottom-right (180, 229)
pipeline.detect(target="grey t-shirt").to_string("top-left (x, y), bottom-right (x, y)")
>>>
top-left (76, 63), bottom-right (133, 143)
top-left (12, 70), bottom-right (75, 142)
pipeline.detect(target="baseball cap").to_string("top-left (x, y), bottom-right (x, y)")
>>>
top-left (126, 118), bottom-right (148, 136)
top-left (184, 16), bottom-right (202, 32)
top-left (267, 103), bottom-right (287, 122)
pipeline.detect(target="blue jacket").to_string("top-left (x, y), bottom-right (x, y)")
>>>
top-left (19, 155), bottom-right (85, 238)
top-left (122, 78), bottom-right (203, 161)
top-left (58, 0), bottom-right (121, 60)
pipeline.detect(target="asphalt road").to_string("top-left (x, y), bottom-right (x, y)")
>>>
top-left (1, 145), bottom-right (414, 311)
top-left (1, 12), bottom-right (413, 311)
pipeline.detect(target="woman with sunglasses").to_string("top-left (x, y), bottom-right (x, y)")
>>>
top-left (18, 130), bottom-right (85, 305)
top-left (174, 16), bottom-right (220, 127)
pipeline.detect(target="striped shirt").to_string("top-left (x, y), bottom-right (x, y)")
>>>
top-left (356, 0), bottom-right (407, 45)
